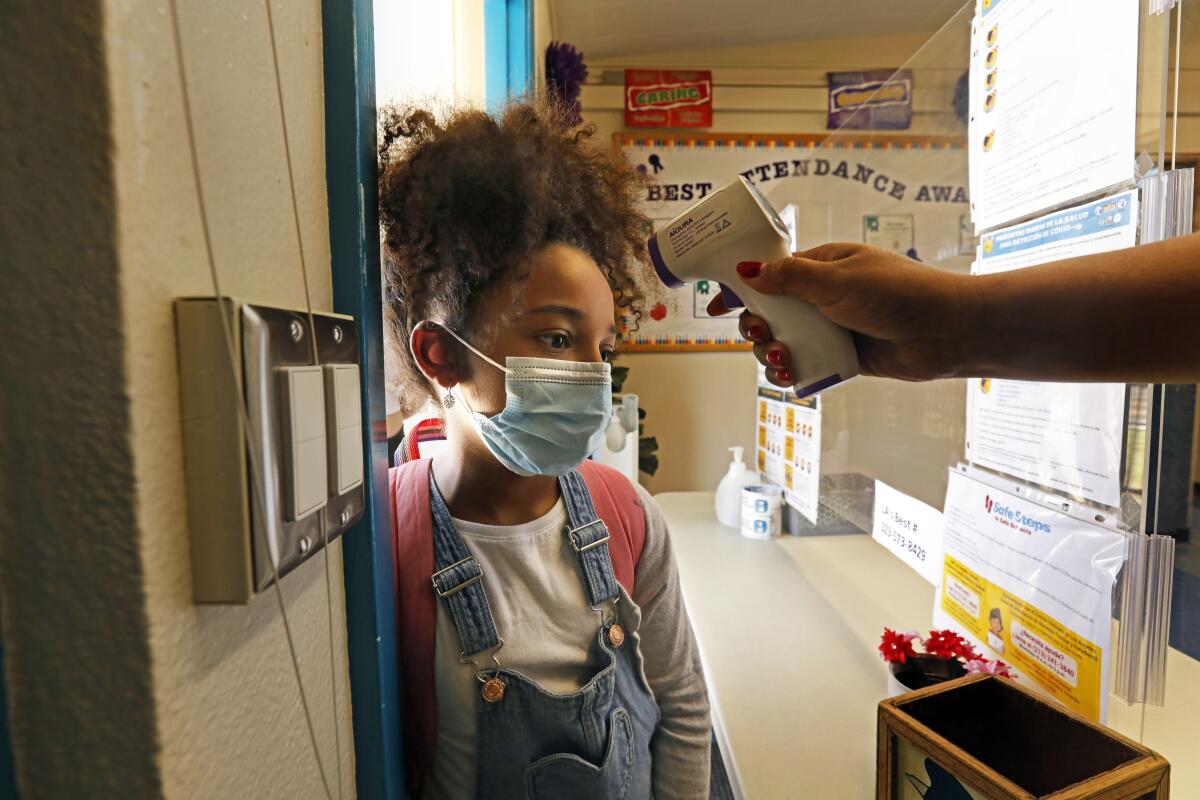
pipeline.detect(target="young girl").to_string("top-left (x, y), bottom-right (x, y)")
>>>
top-left (381, 102), bottom-right (713, 799)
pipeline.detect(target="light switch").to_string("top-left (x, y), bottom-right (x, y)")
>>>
top-left (279, 366), bottom-right (328, 520)
top-left (324, 364), bottom-right (363, 495)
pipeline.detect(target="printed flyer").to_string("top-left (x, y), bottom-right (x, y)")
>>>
top-left (968, 0), bottom-right (1138, 232)
top-left (966, 191), bottom-right (1136, 508)
top-left (934, 470), bottom-right (1125, 722)
top-left (783, 394), bottom-right (821, 523)
top-left (757, 370), bottom-right (822, 523)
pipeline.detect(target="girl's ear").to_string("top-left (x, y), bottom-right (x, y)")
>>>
top-left (410, 323), bottom-right (461, 389)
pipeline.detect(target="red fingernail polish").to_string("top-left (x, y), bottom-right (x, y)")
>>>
top-left (736, 261), bottom-right (763, 278)
top-left (747, 324), bottom-right (765, 341)
top-left (777, 368), bottom-right (794, 384)
top-left (766, 349), bottom-right (784, 367)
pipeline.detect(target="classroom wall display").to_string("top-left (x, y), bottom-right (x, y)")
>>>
top-left (618, 133), bottom-right (972, 352)
top-left (827, 69), bottom-right (913, 130)
top-left (624, 69), bottom-right (713, 128)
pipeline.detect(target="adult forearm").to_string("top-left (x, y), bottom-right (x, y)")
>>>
top-left (949, 233), bottom-right (1200, 382)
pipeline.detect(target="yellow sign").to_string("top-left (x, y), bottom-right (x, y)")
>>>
top-left (941, 554), bottom-right (1104, 720)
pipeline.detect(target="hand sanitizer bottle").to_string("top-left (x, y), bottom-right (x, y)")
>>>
top-left (715, 447), bottom-right (755, 528)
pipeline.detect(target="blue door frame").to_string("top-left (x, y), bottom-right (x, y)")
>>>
top-left (323, 3), bottom-right (536, 797)
top-left (321, 2), bottom-right (404, 799)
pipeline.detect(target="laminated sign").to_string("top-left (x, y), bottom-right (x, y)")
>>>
top-left (625, 69), bottom-right (712, 128)
top-left (827, 70), bottom-right (912, 130)
top-left (934, 470), bottom-right (1124, 722)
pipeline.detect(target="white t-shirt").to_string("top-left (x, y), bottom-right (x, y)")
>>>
top-left (422, 486), bottom-right (711, 800)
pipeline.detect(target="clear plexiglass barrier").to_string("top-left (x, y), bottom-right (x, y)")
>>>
top-left (745, 0), bottom-right (1198, 794)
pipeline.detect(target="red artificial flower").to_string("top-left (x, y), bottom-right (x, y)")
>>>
top-left (879, 628), bottom-right (919, 664)
top-left (923, 629), bottom-right (979, 661)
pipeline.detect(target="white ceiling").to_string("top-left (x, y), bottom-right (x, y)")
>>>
top-left (550, 0), bottom-right (969, 60)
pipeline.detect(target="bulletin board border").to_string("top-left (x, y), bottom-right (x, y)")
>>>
top-left (617, 131), bottom-right (967, 352)
top-left (614, 131), bottom-right (967, 153)
top-left (620, 336), bottom-right (750, 353)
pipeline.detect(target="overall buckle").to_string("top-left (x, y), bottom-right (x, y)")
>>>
top-left (567, 518), bottom-right (609, 553)
top-left (431, 556), bottom-right (483, 598)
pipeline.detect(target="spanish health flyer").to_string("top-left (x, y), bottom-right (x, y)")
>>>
top-left (968, 0), bottom-right (1137, 232)
top-left (966, 190), bottom-right (1137, 508)
top-left (935, 470), bottom-right (1125, 722)
top-left (757, 371), bottom-right (822, 524)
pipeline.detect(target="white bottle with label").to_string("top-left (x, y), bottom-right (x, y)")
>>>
top-left (647, 176), bottom-right (860, 397)
top-left (715, 447), bottom-right (756, 528)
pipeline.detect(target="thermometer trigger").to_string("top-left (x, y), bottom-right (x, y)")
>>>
top-left (718, 283), bottom-right (745, 311)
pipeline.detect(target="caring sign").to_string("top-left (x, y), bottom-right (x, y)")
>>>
top-left (625, 69), bottom-right (713, 128)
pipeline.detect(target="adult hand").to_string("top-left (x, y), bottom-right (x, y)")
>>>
top-left (707, 243), bottom-right (968, 386)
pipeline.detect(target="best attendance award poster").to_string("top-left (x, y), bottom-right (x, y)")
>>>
top-left (935, 470), bottom-right (1124, 722)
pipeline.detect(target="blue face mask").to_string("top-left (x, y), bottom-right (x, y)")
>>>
top-left (440, 326), bottom-right (613, 477)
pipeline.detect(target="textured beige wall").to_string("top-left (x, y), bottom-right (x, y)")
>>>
top-left (2, 2), bottom-right (352, 796)
top-left (119, 0), bottom-right (353, 797)
top-left (0, 3), bottom-right (163, 796)
top-left (621, 353), bottom-right (760, 495)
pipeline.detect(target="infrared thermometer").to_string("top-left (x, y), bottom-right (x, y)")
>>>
top-left (646, 176), bottom-right (859, 397)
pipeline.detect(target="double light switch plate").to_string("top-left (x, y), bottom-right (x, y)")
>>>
top-left (175, 298), bottom-right (365, 603)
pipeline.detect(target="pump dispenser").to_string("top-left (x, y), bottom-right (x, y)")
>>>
top-left (715, 446), bottom-right (756, 527)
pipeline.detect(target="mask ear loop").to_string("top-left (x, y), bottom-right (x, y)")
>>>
top-left (436, 323), bottom-right (510, 374)
top-left (410, 321), bottom-right (507, 412)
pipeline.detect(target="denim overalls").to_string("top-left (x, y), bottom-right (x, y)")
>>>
top-left (429, 469), bottom-right (661, 799)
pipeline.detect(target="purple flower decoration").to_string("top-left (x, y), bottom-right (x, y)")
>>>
top-left (545, 41), bottom-right (588, 127)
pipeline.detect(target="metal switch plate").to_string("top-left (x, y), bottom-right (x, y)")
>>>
top-left (174, 298), bottom-right (366, 603)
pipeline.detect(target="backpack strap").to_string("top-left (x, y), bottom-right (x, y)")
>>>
top-left (390, 459), bottom-right (437, 796)
top-left (390, 458), bottom-right (647, 794)
top-left (577, 460), bottom-right (646, 597)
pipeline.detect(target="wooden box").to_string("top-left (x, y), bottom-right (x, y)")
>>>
top-left (877, 674), bottom-right (1170, 799)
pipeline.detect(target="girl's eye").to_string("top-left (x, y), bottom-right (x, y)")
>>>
top-left (540, 332), bottom-right (571, 350)
top-left (600, 349), bottom-right (615, 363)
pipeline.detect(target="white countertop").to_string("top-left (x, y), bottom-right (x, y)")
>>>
top-left (658, 492), bottom-right (933, 800)
top-left (659, 491), bottom-right (1200, 799)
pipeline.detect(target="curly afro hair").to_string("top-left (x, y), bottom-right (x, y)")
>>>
top-left (379, 100), bottom-right (653, 415)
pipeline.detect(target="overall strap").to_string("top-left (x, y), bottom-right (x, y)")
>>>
top-left (559, 469), bottom-right (620, 606)
top-left (429, 473), bottom-right (502, 657)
